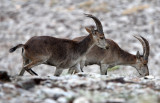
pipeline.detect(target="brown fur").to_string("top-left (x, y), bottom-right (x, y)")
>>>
top-left (70, 36), bottom-right (149, 76)
top-left (10, 27), bottom-right (108, 76)
top-left (9, 14), bottom-right (111, 76)
top-left (74, 36), bottom-right (136, 65)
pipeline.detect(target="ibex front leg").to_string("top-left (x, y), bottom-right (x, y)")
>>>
top-left (68, 60), bottom-right (85, 74)
top-left (68, 63), bottom-right (81, 74)
top-left (80, 59), bottom-right (86, 72)
top-left (100, 64), bottom-right (110, 75)
top-left (54, 68), bottom-right (63, 76)
top-left (68, 68), bottom-right (75, 74)
top-left (100, 63), bottom-right (114, 75)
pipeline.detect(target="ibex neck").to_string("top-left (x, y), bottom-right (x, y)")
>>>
top-left (77, 35), bottom-right (94, 56)
top-left (118, 49), bottom-right (136, 66)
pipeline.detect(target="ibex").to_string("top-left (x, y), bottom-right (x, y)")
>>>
top-left (9, 14), bottom-right (109, 76)
top-left (68, 35), bottom-right (150, 77)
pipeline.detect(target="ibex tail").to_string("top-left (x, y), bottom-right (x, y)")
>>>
top-left (9, 44), bottom-right (24, 53)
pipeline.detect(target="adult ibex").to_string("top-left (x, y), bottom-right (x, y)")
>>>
top-left (9, 14), bottom-right (109, 76)
top-left (68, 35), bottom-right (150, 77)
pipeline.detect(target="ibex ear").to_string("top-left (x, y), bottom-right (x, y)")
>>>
top-left (85, 27), bottom-right (92, 34)
top-left (136, 51), bottom-right (140, 59)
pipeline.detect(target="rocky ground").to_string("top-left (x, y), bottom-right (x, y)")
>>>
top-left (0, 71), bottom-right (160, 103)
top-left (0, 0), bottom-right (160, 103)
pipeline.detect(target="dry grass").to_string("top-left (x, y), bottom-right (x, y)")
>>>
top-left (122, 5), bottom-right (149, 15)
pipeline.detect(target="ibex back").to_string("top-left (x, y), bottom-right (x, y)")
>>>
top-left (9, 14), bottom-right (109, 76)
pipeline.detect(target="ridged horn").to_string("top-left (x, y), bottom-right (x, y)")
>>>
top-left (140, 36), bottom-right (150, 60)
top-left (134, 35), bottom-right (150, 60)
top-left (84, 13), bottom-right (104, 34)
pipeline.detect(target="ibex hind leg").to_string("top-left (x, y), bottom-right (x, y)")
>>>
top-left (19, 57), bottom-right (29, 76)
top-left (19, 57), bottom-right (38, 76)
top-left (23, 60), bottom-right (45, 76)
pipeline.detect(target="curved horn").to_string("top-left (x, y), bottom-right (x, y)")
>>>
top-left (140, 36), bottom-right (150, 60)
top-left (134, 36), bottom-right (150, 60)
top-left (84, 13), bottom-right (104, 34)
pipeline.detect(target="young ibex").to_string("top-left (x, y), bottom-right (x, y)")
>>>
top-left (68, 35), bottom-right (150, 77)
top-left (9, 14), bottom-right (109, 76)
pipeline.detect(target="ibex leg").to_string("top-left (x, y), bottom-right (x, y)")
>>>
top-left (23, 60), bottom-right (43, 76)
top-left (100, 64), bottom-right (110, 75)
top-left (19, 57), bottom-right (29, 76)
top-left (72, 63), bottom-right (81, 74)
top-left (80, 60), bottom-right (85, 72)
top-left (68, 67), bottom-right (75, 74)
top-left (19, 57), bottom-right (39, 76)
top-left (54, 68), bottom-right (63, 76)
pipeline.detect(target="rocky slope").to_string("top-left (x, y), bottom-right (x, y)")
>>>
top-left (0, 0), bottom-right (160, 103)
top-left (0, 71), bottom-right (160, 103)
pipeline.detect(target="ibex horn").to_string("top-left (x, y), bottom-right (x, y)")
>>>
top-left (134, 35), bottom-right (150, 60)
top-left (84, 13), bottom-right (104, 34)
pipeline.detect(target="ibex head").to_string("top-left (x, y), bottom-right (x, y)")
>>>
top-left (84, 14), bottom-right (110, 49)
top-left (134, 36), bottom-right (150, 76)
